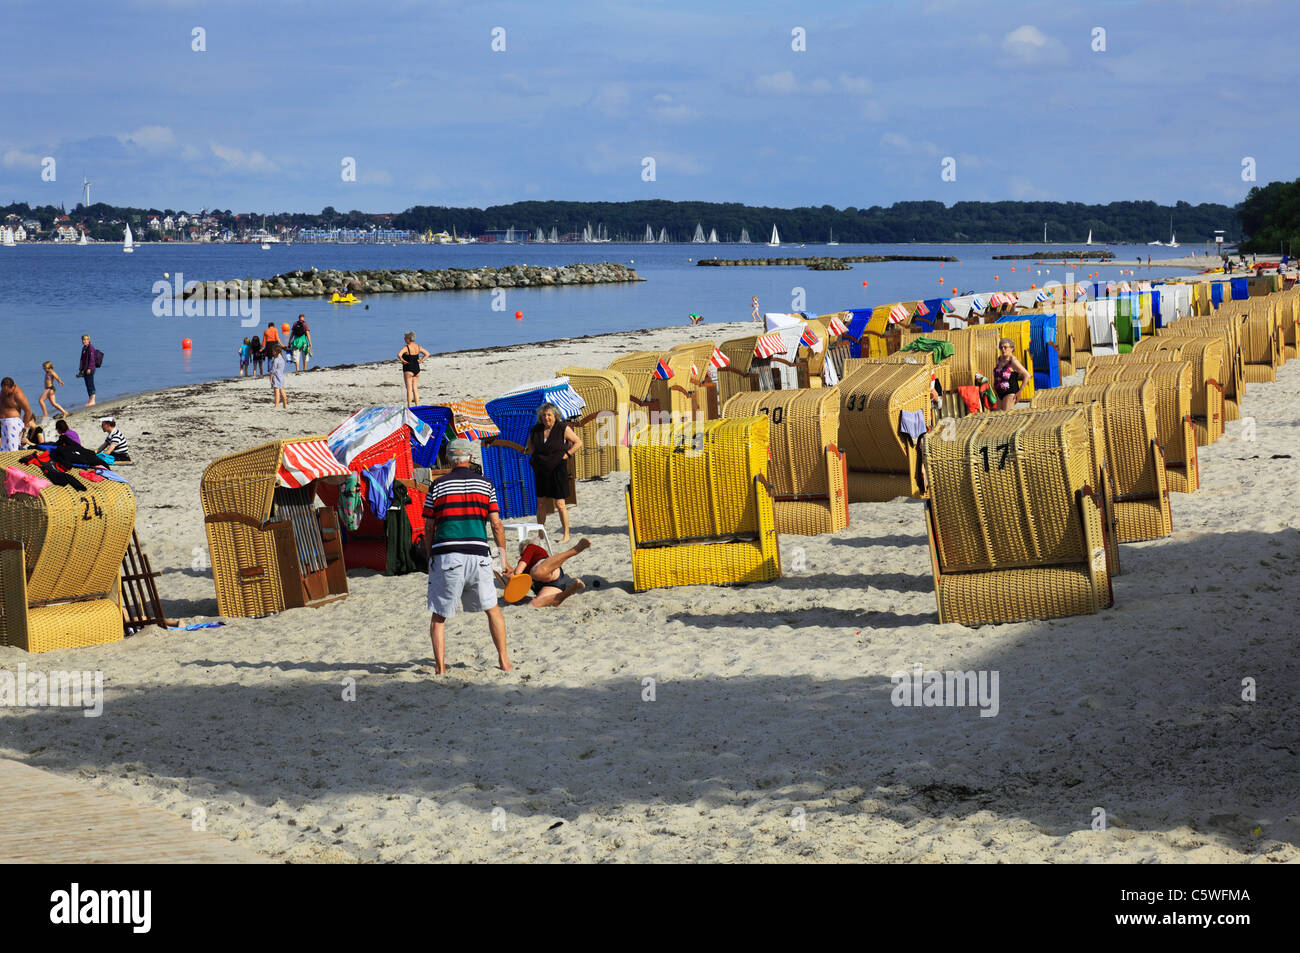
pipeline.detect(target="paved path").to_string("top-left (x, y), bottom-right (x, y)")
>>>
top-left (0, 759), bottom-right (267, 863)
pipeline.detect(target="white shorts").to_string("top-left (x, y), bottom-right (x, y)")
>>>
top-left (428, 551), bottom-right (498, 619)
top-left (0, 418), bottom-right (23, 452)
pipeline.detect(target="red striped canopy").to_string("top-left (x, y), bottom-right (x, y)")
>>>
top-left (826, 315), bottom-right (849, 336)
top-left (278, 439), bottom-right (350, 488)
top-left (754, 332), bottom-right (786, 358)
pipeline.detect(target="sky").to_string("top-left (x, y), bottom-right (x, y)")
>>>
top-left (1, 0), bottom-right (1294, 214)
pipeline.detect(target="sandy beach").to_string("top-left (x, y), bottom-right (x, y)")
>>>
top-left (1, 317), bottom-right (1297, 864)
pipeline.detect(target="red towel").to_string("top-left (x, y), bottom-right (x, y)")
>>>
top-left (957, 385), bottom-right (983, 414)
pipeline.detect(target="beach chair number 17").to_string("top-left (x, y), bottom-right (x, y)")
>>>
top-left (978, 443), bottom-right (1013, 472)
top-left (79, 496), bottom-right (103, 521)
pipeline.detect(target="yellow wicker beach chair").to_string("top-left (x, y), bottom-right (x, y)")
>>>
top-left (556, 366), bottom-right (631, 476)
top-left (668, 340), bottom-right (720, 416)
top-left (836, 363), bottom-right (935, 502)
top-left (200, 437), bottom-right (349, 618)
top-left (899, 324), bottom-right (1036, 399)
top-left (1132, 336), bottom-right (1225, 444)
top-left (625, 416), bottom-right (780, 591)
top-left (722, 389), bottom-right (849, 536)
top-left (0, 452), bottom-right (137, 652)
top-left (923, 409), bottom-right (1113, 626)
top-left (1164, 314), bottom-right (1245, 421)
top-left (1280, 291), bottom-right (1299, 359)
top-left (1032, 381), bottom-right (1172, 543)
top-left (1241, 304), bottom-right (1282, 383)
top-left (714, 336), bottom-right (761, 407)
top-left (1084, 360), bottom-right (1198, 493)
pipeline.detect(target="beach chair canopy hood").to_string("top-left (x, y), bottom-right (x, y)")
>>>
top-left (327, 407), bottom-right (433, 468)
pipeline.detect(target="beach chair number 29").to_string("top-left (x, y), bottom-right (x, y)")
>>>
top-left (79, 495), bottom-right (104, 521)
top-left (977, 443), bottom-right (1013, 472)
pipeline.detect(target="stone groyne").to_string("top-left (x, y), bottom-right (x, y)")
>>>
top-left (697, 254), bottom-right (956, 268)
top-left (182, 262), bottom-right (642, 299)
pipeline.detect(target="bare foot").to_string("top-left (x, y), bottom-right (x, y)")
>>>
top-left (552, 579), bottom-right (585, 606)
top-left (499, 658), bottom-right (514, 672)
top-left (560, 534), bottom-right (571, 543)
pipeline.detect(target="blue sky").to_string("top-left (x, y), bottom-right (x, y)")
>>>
top-left (1, 0), bottom-right (1292, 213)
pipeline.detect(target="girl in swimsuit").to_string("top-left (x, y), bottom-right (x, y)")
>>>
top-left (398, 331), bottom-right (430, 406)
top-left (39, 361), bottom-right (66, 417)
top-left (992, 338), bottom-right (1030, 411)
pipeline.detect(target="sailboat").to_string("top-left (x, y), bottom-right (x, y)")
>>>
top-left (738, 228), bottom-right (751, 244)
top-left (550, 227), bottom-right (558, 243)
top-left (1085, 229), bottom-right (1092, 246)
top-left (2, 227), bottom-right (14, 248)
top-left (827, 227), bottom-right (838, 246)
top-left (535, 228), bottom-right (545, 243)
top-left (658, 227), bottom-right (668, 243)
top-left (122, 223), bottom-right (134, 254)
top-left (644, 224), bottom-right (654, 243)
top-left (692, 223), bottom-right (706, 243)
top-left (767, 225), bottom-right (780, 247)
top-left (707, 228), bottom-right (719, 243)
top-left (1166, 218), bottom-right (1179, 248)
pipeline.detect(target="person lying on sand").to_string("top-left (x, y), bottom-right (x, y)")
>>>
top-left (505, 537), bottom-right (590, 607)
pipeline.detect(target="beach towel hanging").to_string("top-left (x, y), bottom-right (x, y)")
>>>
top-left (450, 398), bottom-right (501, 440)
top-left (328, 406), bottom-right (432, 468)
top-left (277, 439), bottom-right (350, 488)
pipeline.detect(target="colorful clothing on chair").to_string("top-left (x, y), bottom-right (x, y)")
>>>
top-left (362, 460), bottom-right (396, 521)
top-left (337, 474), bottom-right (364, 531)
top-left (898, 409), bottom-right (928, 444)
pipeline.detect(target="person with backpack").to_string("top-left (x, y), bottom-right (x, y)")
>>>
top-left (77, 334), bottom-right (103, 407)
top-left (290, 314), bottom-right (313, 371)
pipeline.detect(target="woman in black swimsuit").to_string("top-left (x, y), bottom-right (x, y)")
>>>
top-left (398, 331), bottom-right (430, 405)
top-left (992, 338), bottom-right (1030, 411)
top-left (525, 403), bottom-right (583, 542)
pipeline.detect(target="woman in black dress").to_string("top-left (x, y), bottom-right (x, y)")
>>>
top-left (398, 331), bottom-right (430, 405)
top-left (526, 402), bottom-right (583, 542)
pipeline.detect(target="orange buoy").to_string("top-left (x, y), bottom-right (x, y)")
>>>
top-left (515, 311), bottom-right (523, 320)
top-left (939, 278), bottom-right (944, 284)
top-left (181, 338), bottom-right (192, 350)
top-left (280, 322), bottom-right (291, 334)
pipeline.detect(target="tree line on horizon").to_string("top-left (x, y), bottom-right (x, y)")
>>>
top-left (1237, 180), bottom-right (1300, 255)
top-left (0, 195), bottom-right (1265, 244)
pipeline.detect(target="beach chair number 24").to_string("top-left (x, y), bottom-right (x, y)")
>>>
top-left (79, 495), bottom-right (104, 521)
top-left (977, 443), bottom-right (1013, 472)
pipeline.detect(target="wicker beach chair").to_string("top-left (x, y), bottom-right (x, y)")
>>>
top-left (625, 416), bottom-right (780, 591)
top-left (1132, 336), bottom-right (1226, 445)
top-left (1164, 315), bottom-right (1245, 421)
top-left (557, 366), bottom-right (631, 476)
top-left (922, 409), bottom-right (1113, 626)
top-left (1084, 360), bottom-right (1199, 493)
top-left (722, 389), bottom-right (849, 536)
top-left (836, 364), bottom-right (935, 502)
top-left (608, 351), bottom-right (663, 415)
top-left (1240, 303), bottom-right (1283, 383)
top-left (1032, 381), bottom-right (1171, 543)
top-left (899, 324), bottom-right (1036, 399)
top-left (0, 452), bottom-right (138, 652)
top-left (668, 341), bottom-right (720, 416)
top-left (200, 437), bottom-right (350, 618)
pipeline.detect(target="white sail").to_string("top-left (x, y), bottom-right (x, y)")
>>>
top-left (1086, 229), bottom-right (1092, 245)
top-left (123, 223), bottom-right (134, 253)
top-left (738, 228), bottom-right (750, 244)
top-left (2, 227), bottom-right (14, 247)
top-left (767, 225), bottom-right (780, 247)
top-left (536, 228), bottom-right (545, 242)
top-left (644, 224), bottom-right (654, 242)
top-left (827, 227), bottom-right (838, 246)
top-left (550, 227), bottom-right (558, 243)
top-left (708, 228), bottom-right (719, 243)
top-left (692, 223), bottom-right (705, 243)
top-left (79, 231), bottom-right (89, 245)
top-left (658, 228), bottom-right (668, 243)
top-left (582, 223), bottom-right (593, 242)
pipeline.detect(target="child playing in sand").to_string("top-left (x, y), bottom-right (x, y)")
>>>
top-left (39, 362), bottom-right (66, 417)
top-left (505, 536), bottom-right (590, 607)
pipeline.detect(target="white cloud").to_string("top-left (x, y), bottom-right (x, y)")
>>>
top-left (755, 70), bottom-right (798, 94)
top-left (209, 143), bottom-right (278, 173)
top-left (117, 125), bottom-right (177, 151)
top-left (1001, 25), bottom-right (1066, 65)
top-left (591, 83), bottom-right (630, 115)
top-left (361, 169), bottom-right (393, 186)
top-left (1008, 176), bottom-right (1052, 199)
top-left (838, 74), bottom-right (873, 95)
top-left (648, 94), bottom-right (696, 122)
top-left (861, 100), bottom-right (886, 122)
top-left (881, 132), bottom-right (941, 156)
top-left (809, 77), bottom-right (832, 94)
top-left (2, 148), bottom-right (42, 169)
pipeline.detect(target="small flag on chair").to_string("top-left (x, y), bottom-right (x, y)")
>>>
top-left (1075, 283), bottom-right (1088, 298)
top-left (654, 358), bottom-right (674, 380)
top-left (970, 295), bottom-right (985, 313)
top-left (799, 325), bottom-right (820, 347)
top-left (915, 300), bottom-right (929, 316)
top-left (888, 304), bottom-right (910, 325)
top-left (940, 299), bottom-right (956, 315)
top-left (827, 314), bottom-right (849, 335)
top-left (709, 345), bottom-right (731, 369)
top-left (1119, 281), bottom-right (1131, 293)
top-left (1035, 289), bottom-right (1049, 303)
top-left (690, 361), bottom-right (700, 380)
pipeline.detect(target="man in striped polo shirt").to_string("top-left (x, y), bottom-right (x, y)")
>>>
top-left (423, 439), bottom-right (512, 674)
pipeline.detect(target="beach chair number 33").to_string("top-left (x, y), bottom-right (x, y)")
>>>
top-left (79, 495), bottom-right (104, 521)
top-left (977, 443), bottom-right (1014, 472)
